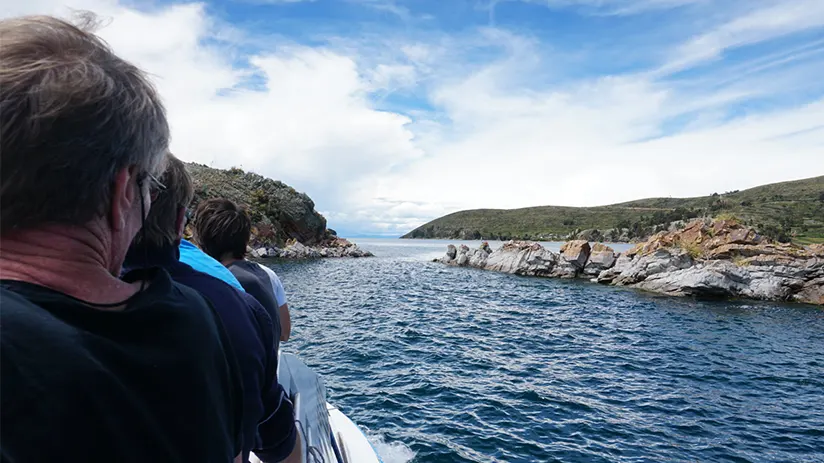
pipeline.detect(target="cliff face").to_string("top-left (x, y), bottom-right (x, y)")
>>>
top-left (186, 163), bottom-right (330, 247)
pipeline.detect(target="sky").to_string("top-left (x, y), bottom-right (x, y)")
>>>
top-left (2, 0), bottom-right (823, 237)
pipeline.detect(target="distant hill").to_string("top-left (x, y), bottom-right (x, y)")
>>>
top-left (402, 175), bottom-right (824, 244)
top-left (186, 163), bottom-right (332, 246)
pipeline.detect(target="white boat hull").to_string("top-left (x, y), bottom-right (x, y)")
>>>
top-left (251, 352), bottom-right (383, 463)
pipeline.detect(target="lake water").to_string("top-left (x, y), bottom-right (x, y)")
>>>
top-left (263, 238), bottom-right (824, 463)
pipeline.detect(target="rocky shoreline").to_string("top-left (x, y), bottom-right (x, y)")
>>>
top-left (437, 219), bottom-right (824, 305)
top-left (248, 237), bottom-right (374, 259)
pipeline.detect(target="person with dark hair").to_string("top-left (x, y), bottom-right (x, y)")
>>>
top-left (193, 198), bottom-right (293, 342)
top-left (124, 155), bottom-right (301, 463)
top-left (0, 14), bottom-right (242, 462)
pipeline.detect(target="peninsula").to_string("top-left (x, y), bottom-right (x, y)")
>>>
top-left (405, 175), bottom-right (824, 245)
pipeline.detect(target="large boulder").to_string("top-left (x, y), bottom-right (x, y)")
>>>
top-left (633, 257), bottom-right (823, 303)
top-left (796, 277), bottom-right (824, 305)
top-left (612, 248), bottom-right (694, 286)
top-left (552, 239), bottom-right (591, 279)
top-left (633, 260), bottom-right (748, 298)
top-left (456, 245), bottom-right (471, 266)
top-left (485, 241), bottom-right (558, 277)
top-left (469, 243), bottom-right (493, 268)
top-left (560, 240), bottom-right (591, 268)
top-left (596, 252), bottom-right (633, 284)
top-left (345, 246), bottom-right (373, 258)
top-left (583, 243), bottom-right (616, 277)
top-left (249, 247), bottom-right (266, 259)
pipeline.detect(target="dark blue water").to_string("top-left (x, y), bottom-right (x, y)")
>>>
top-left (263, 239), bottom-right (824, 463)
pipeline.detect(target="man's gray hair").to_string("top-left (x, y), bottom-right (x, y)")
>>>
top-left (132, 153), bottom-right (194, 248)
top-left (0, 13), bottom-right (170, 233)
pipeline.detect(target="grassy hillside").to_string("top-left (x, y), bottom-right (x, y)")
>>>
top-left (402, 175), bottom-right (824, 244)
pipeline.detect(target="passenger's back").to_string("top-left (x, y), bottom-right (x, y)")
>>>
top-left (0, 269), bottom-right (243, 462)
top-left (167, 260), bottom-right (297, 463)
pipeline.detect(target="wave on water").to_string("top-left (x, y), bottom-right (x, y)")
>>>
top-left (366, 433), bottom-right (416, 463)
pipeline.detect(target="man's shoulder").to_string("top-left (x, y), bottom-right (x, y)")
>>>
top-left (229, 262), bottom-right (266, 290)
top-left (257, 262), bottom-right (278, 279)
top-left (230, 259), bottom-right (269, 278)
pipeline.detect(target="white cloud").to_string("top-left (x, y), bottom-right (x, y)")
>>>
top-left (0, 0), bottom-right (422, 223)
top-left (2, 0), bottom-right (822, 237)
top-left (661, 0), bottom-right (824, 73)
top-left (367, 54), bottom-right (824, 230)
top-left (349, 0), bottom-right (413, 22)
top-left (233, 0), bottom-right (316, 4)
top-left (366, 63), bottom-right (418, 93)
top-left (502, 0), bottom-right (707, 16)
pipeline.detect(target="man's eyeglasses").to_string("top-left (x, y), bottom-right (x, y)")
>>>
top-left (139, 172), bottom-right (167, 201)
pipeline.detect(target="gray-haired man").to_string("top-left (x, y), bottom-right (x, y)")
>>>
top-left (0, 14), bottom-right (243, 462)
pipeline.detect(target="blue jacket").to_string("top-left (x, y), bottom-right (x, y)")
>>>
top-left (124, 243), bottom-right (296, 463)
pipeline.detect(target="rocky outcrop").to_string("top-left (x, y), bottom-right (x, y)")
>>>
top-left (441, 241), bottom-right (566, 278)
top-left (441, 241), bottom-right (556, 276)
top-left (248, 238), bottom-right (373, 259)
top-left (187, 163), bottom-right (328, 246)
top-left (185, 163), bottom-right (372, 259)
top-left (595, 219), bottom-right (823, 304)
top-left (437, 219), bottom-right (823, 305)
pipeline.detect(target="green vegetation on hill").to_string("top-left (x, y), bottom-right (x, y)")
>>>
top-left (402, 175), bottom-right (824, 244)
top-left (186, 163), bottom-right (331, 246)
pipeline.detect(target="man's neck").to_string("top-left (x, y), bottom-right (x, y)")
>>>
top-left (220, 255), bottom-right (244, 267)
top-left (0, 223), bottom-right (142, 308)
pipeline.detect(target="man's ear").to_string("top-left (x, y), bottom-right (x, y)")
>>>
top-left (109, 167), bottom-right (140, 231)
top-left (175, 207), bottom-right (187, 240)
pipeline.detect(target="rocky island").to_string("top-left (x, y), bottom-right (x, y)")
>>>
top-left (186, 163), bottom-right (372, 259)
top-left (437, 218), bottom-right (823, 305)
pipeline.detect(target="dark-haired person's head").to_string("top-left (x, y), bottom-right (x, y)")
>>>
top-left (0, 13), bottom-right (169, 274)
top-left (193, 199), bottom-right (251, 263)
top-left (131, 154), bottom-right (194, 249)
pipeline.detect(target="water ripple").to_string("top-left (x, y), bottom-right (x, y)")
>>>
top-left (264, 239), bottom-right (824, 463)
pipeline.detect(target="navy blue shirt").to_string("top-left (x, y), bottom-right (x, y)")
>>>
top-left (125, 243), bottom-right (296, 463)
